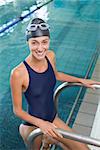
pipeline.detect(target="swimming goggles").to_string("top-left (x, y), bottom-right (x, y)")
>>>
top-left (26, 23), bottom-right (50, 32)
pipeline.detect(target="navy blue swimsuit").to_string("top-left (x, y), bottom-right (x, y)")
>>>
top-left (23, 57), bottom-right (57, 126)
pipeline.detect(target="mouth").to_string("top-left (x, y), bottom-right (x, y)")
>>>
top-left (36, 51), bottom-right (45, 57)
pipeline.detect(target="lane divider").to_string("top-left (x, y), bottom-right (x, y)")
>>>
top-left (0, 0), bottom-right (53, 34)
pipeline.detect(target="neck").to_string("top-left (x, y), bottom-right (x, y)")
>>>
top-left (30, 54), bottom-right (46, 67)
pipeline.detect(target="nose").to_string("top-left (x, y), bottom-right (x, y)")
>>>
top-left (37, 43), bottom-right (43, 51)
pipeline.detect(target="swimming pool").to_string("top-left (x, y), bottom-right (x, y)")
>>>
top-left (0, 0), bottom-right (100, 149)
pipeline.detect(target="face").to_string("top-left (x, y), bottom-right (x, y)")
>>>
top-left (28, 36), bottom-right (50, 61)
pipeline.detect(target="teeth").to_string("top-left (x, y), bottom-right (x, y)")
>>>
top-left (36, 51), bottom-right (44, 56)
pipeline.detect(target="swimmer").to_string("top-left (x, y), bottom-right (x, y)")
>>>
top-left (10, 18), bottom-right (100, 150)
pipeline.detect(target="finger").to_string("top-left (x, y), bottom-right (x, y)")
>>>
top-left (48, 130), bottom-right (56, 138)
top-left (93, 82), bottom-right (100, 85)
top-left (52, 123), bottom-right (63, 138)
top-left (48, 128), bottom-right (61, 138)
top-left (84, 84), bottom-right (92, 89)
top-left (52, 128), bottom-right (63, 138)
top-left (87, 84), bottom-right (100, 90)
top-left (90, 81), bottom-right (100, 85)
top-left (90, 86), bottom-right (96, 90)
top-left (52, 124), bottom-right (57, 128)
top-left (85, 84), bottom-right (95, 89)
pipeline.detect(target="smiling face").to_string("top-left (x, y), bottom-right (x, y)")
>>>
top-left (28, 36), bottom-right (50, 61)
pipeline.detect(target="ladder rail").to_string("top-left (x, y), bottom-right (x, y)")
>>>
top-left (27, 128), bottom-right (100, 150)
top-left (27, 82), bottom-right (100, 149)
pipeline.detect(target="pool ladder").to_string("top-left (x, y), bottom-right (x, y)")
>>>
top-left (27, 82), bottom-right (100, 150)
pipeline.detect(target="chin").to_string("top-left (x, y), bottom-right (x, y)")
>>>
top-left (33, 52), bottom-right (47, 60)
top-left (37, 56), bottom-right (46, 60)
top-left (33, 54), bottom-right (46, 61)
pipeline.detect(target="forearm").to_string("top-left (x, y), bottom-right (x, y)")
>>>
top-left (14, 109), bottom-right (43, 127)
top-left (56, 72), bottom-right (82, 83)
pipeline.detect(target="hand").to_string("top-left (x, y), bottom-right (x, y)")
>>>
top-left (80, 79), bottom-right (100, 89)
top-left (38, 120), bottom-right (63, 138)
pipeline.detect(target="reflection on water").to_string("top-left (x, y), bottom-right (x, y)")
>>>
top-left (0, 0), bottom-right (14, 6)
top-left (0, 0), bottom-right (49, 36)
top-left (0, 0), bottom-right (36, 24)
top-left (34, 0), bottom-right (49, 21)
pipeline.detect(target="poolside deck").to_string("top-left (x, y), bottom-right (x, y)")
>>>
top-left (73, 56), bottom-right (100, 149)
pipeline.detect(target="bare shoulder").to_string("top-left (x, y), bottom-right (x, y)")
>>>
top-left (10, 62), bottom-right (25, 82)
top-left (47, 50), bottom-right (55, 58)
top-left (46, 50), bottom-right (56, 72)
top-left (46, 50), bottom-right (56, 63)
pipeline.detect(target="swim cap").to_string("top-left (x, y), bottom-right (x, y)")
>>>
top-left (26, 18), bottom-right (50, 41)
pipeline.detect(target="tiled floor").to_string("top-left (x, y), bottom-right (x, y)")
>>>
top-left (73, 56), bottom-right (100, 149)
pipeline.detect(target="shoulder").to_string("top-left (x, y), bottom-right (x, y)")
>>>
top-left (47, 50), bottom-right (55, 59)
top-left (46, 50), bottom-right (56, 63)
top-left (10, 62), bottom-right (25, 82)
top-left (46, 50), bottom-right (56, 72)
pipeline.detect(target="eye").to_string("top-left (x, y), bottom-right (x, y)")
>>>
top-left (32, 41), bottom-right (36, 44)
top-left (42, 40), bottom-right (48, 44)
top-left (32, 41), bottom-right (37, 45)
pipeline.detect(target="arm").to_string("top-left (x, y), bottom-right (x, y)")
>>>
top-left (56, 72), bottom-right (82, 83)
top-left (49, 51), bottom-right (100, 88)
top-left (10, 69), bottom-right (43, 127)
top-left (10, 68), bottom-right (61, 138)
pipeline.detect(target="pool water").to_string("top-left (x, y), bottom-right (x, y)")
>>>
top-left (0, 0), bottom-right (100, 149)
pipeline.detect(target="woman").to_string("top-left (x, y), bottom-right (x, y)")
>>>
top-left (10, 18), bottom-right (100, 150)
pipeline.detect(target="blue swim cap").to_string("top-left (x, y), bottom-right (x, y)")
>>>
top-left (26, 18), bottom-right (50, 41)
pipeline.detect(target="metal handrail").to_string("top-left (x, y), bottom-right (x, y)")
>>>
top-left (66, 46), bottom-right (100, 125)
top-left (27, 128), bottom-right (100, 149)
top-left (27, 82), bottom-right (100, 149)
top-left (53, 82), bottom-right (84, 111)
